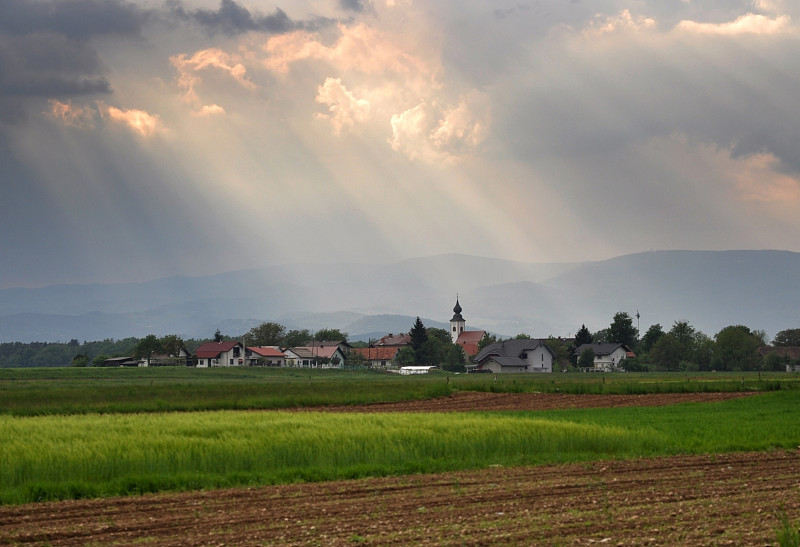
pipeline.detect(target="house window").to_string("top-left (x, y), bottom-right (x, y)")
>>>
top-left (230, 359), bottom-right (234, 365)
top-left (520, 353), bottom-right (527, 359)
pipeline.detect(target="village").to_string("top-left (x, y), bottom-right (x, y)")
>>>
top-left (103, 298), bottom-right (639, 374)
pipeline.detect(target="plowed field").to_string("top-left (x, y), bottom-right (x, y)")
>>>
top-left (310, 390), bottom-right (756, 412)
top-left (3, 392), bottom-right (797, 546)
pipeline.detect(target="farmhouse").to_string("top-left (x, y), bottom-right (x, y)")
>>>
top-left (573, 343), bottom-right (634, 372)
top-left (195, 341), bottom-right (244, 367)
top-left (285, 345), bottom-right (346, 368)
top-left (473, 338), bottom-right (555, 373)
top-left (352, 346), bottom-right (400, 368)
top-left (141, 347), bottom-right (190, 367)
top-left (246, 346), bottom-right (286, 367)
top-left (758, 346), bottom-right (800, 371)
top-left (100, 356), bottom-right (139, 367)
top-left (375, 333), bottom-right (411, 347)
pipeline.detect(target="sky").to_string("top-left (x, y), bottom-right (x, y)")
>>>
top-left (2, 0), bottom-right (800, 289)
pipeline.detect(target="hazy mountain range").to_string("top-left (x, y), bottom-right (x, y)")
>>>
top-left (1, 250), bottom-right (798, 344)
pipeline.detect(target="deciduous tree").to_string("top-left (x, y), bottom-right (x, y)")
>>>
top-left (246, 322), bottom-right (286, 346)
top-left (640, 324), bottom-right (665, 353)
top-left (284, 329), bottom-right (311, 348)
top-left (443, 344), bottom-right (466, 372)
top-left (713, 325), bottom-right (762, 371)
top-left (774, 328), bottom-right (800, 347)
top-left (133, 334), bottom-right (162, 362)
top-left (577, 347), bottom-right (595, 369)
top-left (650, 334), bottom-right (682, 371)
top-left (314, 328), bottom-right (348, 342)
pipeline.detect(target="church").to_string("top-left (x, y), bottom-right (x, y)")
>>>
top-left (449, 297), bottom-right (485, 357)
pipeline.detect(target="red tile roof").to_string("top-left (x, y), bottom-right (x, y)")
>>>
top-left (375, 333), bottom-right (411, 346)
top-left (248, 346), bottom-right (285, 358)
top-left (353, 347), bottom-right (399, 360)
top-left (456, 330), bottom-right (485, 356)
top-left (195, 341), bottom-right (241, 358)
top-left (293, 346), bottom-right (341, 359)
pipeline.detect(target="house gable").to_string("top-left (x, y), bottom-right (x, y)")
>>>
top-left (474, 339), bottom-right (555, 373)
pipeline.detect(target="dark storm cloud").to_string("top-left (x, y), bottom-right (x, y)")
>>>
top-left (0, 0), bottom-right (147, 122)
top-left (340, 0), bottom-right (367, 13)
top-left (169, 0), bottom-right (295, 35)
top-left (0, 0), bottom-right (147, 38)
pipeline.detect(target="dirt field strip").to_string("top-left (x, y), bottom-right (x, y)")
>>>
top-left (2, 450), bottom-right (798, 546)
top-left (310, 390), bottom-right (757, 412)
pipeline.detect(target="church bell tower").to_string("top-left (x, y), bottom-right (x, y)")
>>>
top-left (450, 297), bottom-right (466, 343)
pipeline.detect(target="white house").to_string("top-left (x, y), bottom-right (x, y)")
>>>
top-left (285, 345), bottom-right (346, 368)
top-left (473, 339), bottom-right (555, 373)
top-left (573, 343), bottom-right (633, 372)
top-left (246, 346), bottom-right (286, 366)
top-left (194, 341), bottom-right (244, 367)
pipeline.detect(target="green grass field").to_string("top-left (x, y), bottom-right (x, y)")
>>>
top-left (1, 367), bottom-right (797, 416)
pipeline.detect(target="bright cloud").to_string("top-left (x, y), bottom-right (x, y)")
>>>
top-left (584, 9), bottom-right (657, 37)
top-left (194, 104), bottom-right (226, 116)
top-left (676, 13), bottom-right (792, 35)
top-left (390, 93), bottom-right (490, 164)
top-left (101, 104), bottom-right (163, 137)
top-left (170, 47), bottom-right (255, 112)
top-left (262, 23), bottom-right (433, 78)
top-left (315, 78), bottom-right (370, 134)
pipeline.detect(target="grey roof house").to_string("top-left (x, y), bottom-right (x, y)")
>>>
top-left (473, 339), bottom-right (556, 373)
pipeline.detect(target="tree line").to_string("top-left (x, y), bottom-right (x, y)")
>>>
top-left (534, 312), bottom-right (800, 372)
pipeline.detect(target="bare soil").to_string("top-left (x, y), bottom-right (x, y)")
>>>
top-left (311, 390), bottom-right (756, 412)
top-left (3, 391), bottom-right (796, 546)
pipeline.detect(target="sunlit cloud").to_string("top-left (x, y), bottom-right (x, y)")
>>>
top-left (390, 92), bottom-right (490, 164)
top-left (583, 9), bottom-right (657, 37)
top-left (194, 104), bottom-right (226, 116)
top-left (733, 152), bottom-right (800, 205)
top-left (675, 13), bottom-right (792, 35)
top-left (315, 77), bottom-right (370, 134)
top-left (170, 47), bottom-right (255, 113)
top-left (46, 100), bottom-right (96, 129)
top-left (262, 23), bottom-right (433, 78)
top-left (100, 104), bottom-right (164, 137)
top-left (430, 92), bottom-right (490, 155)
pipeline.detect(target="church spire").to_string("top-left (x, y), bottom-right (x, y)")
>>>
top-left (452, 296), bottom-right (463, 318)
top-left (450, 295), bottom-right (466, 343)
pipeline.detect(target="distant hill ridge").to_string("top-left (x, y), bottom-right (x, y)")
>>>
top-left (0, 250), bottom-right (797, 343)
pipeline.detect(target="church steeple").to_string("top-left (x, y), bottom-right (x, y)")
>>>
top-left (450, 296), bottom-right (466, 343)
